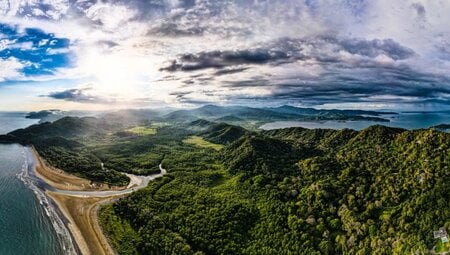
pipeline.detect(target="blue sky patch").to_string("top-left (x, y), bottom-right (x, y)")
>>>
top-left (0, 23), bottom-right (73, 77)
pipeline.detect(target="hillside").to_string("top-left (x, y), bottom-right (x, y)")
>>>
top-left (2, 114), bottom-right (448, 254)
top-left (201, 122), bottom-right (249, 144)
top-left (0, 116), bottom-right (247, 186)
top-left (100, 125), bottom-right (450, 254)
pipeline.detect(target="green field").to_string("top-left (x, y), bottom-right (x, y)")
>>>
top-left (127, 126), bottom-right (157, 136)
top-left (436, 240), bottom-right (450, 253)
top-left (183, 136), bottom-right (224, 151)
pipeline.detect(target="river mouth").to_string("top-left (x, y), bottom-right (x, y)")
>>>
top-left (22, 146), bottom-right (168, 255)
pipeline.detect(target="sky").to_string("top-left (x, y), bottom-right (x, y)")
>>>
top-left (1, 0), bottom-right (450, 111)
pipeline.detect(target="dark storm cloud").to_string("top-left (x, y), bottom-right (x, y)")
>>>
top-left (223, 63), bottom-right (450, 106)
top-left (158, 35), bottom-right (436, 106)
top-left (411, 3), bottom-right (426, 18)
top-left (160, 36), bottom-right (415, 73)
top-left (338, 38), bottom-right (415, 60)
top-left (45, 87), bottom-right (103, 102)
top-left (214, 67), bottom-right (250, 76)
top-left (160, 48), bottom-right (294, 72)
top-left (151, 23), bottom-right (205, 37)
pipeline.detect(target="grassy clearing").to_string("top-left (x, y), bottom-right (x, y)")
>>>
top-left (127, 126), bottom-right (157, 136)
top-left (183, 136), bottom-right (224, 151)
top-left (436, 240), bottom-right (450, 253)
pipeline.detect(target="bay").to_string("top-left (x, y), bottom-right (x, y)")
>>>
top-left (0, 112), bottom-right (38, 135)
top-left (260, 112), bottom-right (450, 130)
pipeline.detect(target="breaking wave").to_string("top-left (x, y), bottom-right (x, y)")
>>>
top-left (17, 147), bottom-right (78, 255)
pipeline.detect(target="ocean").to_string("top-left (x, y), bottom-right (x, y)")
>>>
top-left (0, 112), bottom-right (66, 255)
top-left (260, 112), bottom-right (450, 130)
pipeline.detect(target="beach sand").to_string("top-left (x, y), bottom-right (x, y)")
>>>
top-left (31, 149), bottom-right (120, 255)
top-left (32, 147), bottom-right (125, 191)
top-left (29, 146), bottom-right (166, 255)
top-left (47, 192), bottom-right (118, 255)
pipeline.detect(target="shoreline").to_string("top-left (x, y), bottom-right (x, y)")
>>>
top-left (47, 192), bottom-right (119, 255)
top-left (29, 148), bottom-right (118, 255)
top-left (28, 146), bottom-right (167, 255)
top-left (21, 147), bottom-right (79, 255)
top-left (47, 192), bottom-right (83, 255)
top-left (32, 147), bottom-right (125, 191)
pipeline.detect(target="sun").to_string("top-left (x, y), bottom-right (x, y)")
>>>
top-left (78, 49), bottom-right (151, 98)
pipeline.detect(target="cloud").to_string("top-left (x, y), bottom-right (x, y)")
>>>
top-left (2, 0), bottom-right (450, 110)
top-left (411, 3), bottom-right (426, 18)
top-left (45, 86), bottom-right (103, 102)
top-left (0, 0), bottom-right (71, 20)
top-left (214, 67), bottom-right (249, 76)
top-left (0, 23), bottom-right (72, 79)
top-left (338, 38), bottom-right (415, 60)
top-left (217, 61), bottom-right (450, 107)
top-left (44, 84), bottom-right (168, 108)
top-left (160, 48), bottom-right (294, 72)
top-left (150, 22), bottom-right (206, 37)
top-left (158, 34), bottom-right (445, 108)
top-left (160, 36), bottom-right (415, 73)
top-left (0, 57), bottom-right (26, 81)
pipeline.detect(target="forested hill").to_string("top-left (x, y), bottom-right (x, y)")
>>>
top-left (100, 125), bottom-right (450, 255)
top-left (1, 115), bottom-right (448, 253)
top-left (1, 116), bottom-right (449, 253)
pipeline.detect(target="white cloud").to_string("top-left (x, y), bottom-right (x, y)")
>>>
top-left (0, 0), bottom-right (70, 19)
top-left (83, 2), bottom-right (138, 32)
top-left (2, 0), bottom-right (450, 110)
top-left (0, 57), bottom-right (27, 81)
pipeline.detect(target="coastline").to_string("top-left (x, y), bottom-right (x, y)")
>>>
top-left (21, 147), bottom-right (79, 255)
top-left (29, 148), bottom-right (118, 255)
top-left (28, 146), bottom-right (167, 255)
top-left (32, 147), bottom-right (124, 191)
top-left (47, 192), bottom-right (118, 255)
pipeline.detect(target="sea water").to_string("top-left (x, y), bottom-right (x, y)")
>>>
top-left (0, 112), bottom-right (69, 255)
top-left (0, 112), bottom-right (38, 135)
top-left (260, 112), bottom-right (450, 130)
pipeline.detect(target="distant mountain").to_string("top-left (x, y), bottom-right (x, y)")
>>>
top-left (26, 109), bottom-right (66, 123)
top-left (214, 115), bottom-right (244, 122)
top-left (163, 104), bottom-right (394, 124)
top-left (163, 104), bottom-right (289, 122)
top-left (431, 124), bottom-right (450, 131)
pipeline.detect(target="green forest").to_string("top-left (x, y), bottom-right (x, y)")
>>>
top-left (100, 125), bottom-right (449, 254)
top-left (1, 116), bottom-right (449, 254)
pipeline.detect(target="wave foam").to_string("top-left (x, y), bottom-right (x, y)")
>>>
top-left (17, 147), bottom-right (78, 255)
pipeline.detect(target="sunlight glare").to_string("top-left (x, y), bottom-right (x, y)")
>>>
top-left (79, 50), bottom-right (150, 98)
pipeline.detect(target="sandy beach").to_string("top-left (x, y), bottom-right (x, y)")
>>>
top-left (30, 147), bottom-right (166, 255)
top-left (47, 192), bottom-right (118, 255)
top-left (31, 149), bottom-right (120, 255)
